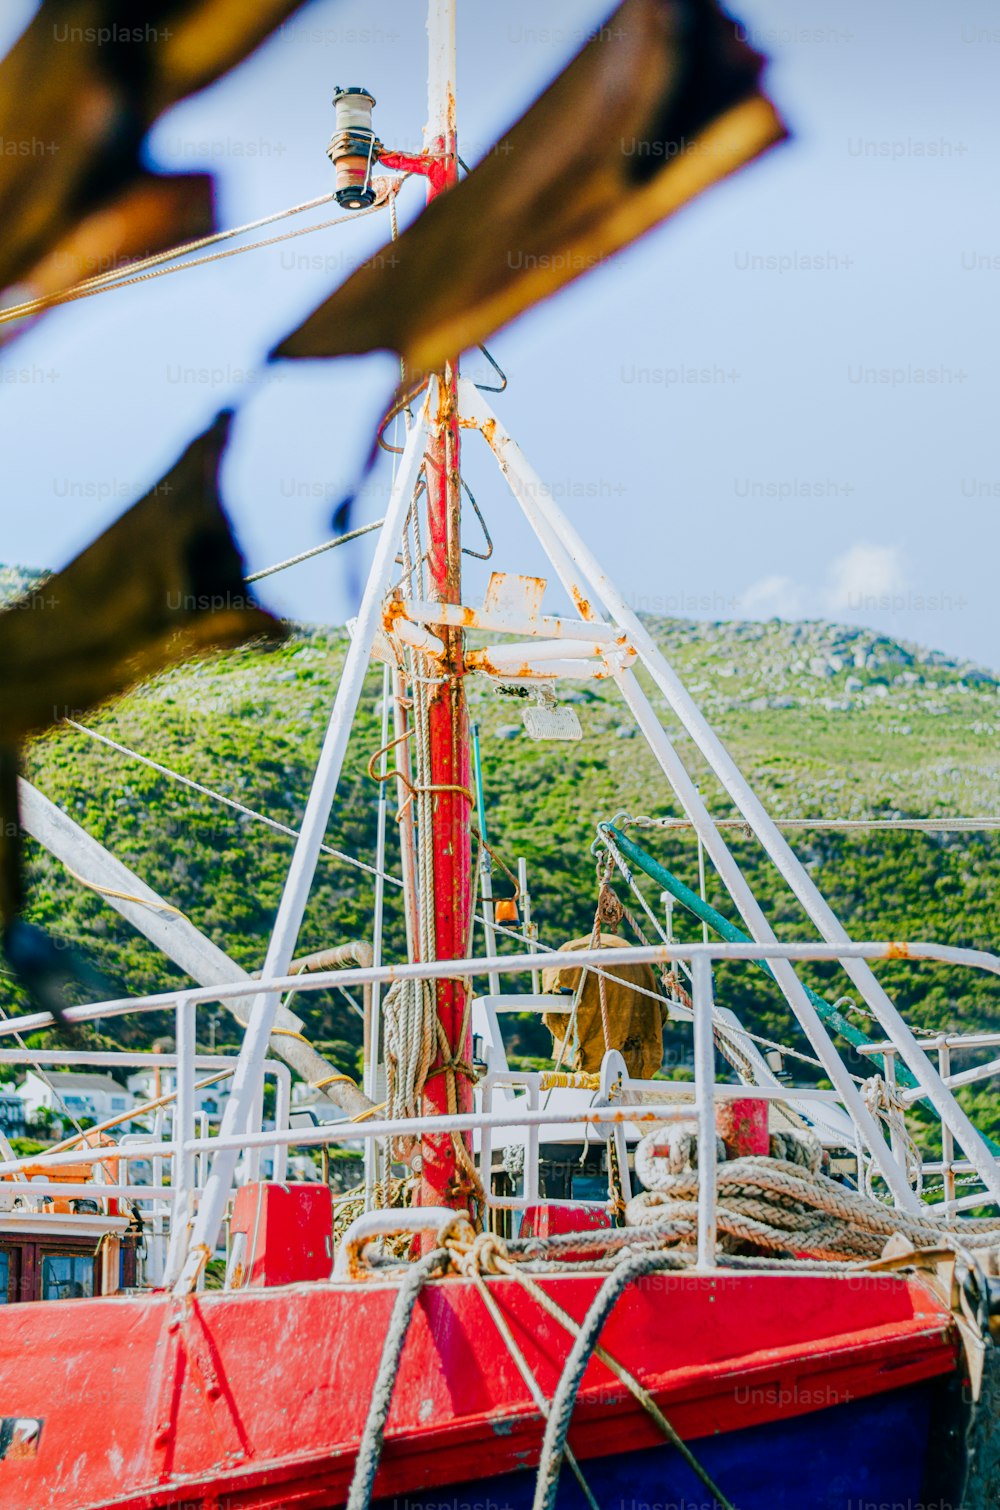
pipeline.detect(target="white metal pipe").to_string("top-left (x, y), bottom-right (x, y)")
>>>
top-left (463, 376), bottom-right (1000, 1204)
top-left (2, 937), bottom-right (998, 1044)
top-left (244, 1087), bottom-right (264, 1187)
top-left (614, 673), bottom-right (916, 1207)
top-left (173, 397), bottom-right (433, 1296)
top-left (939, 1044), bottom-right (955, 1210)
top-left (402, 600), bottom-right (623, 643)
top-left (619, 684), bottom-right (1000, 1200)
top-left (272, 1062), bottom-right (291, 1184)
top-left (0, 1051), bottom-right (237, 1067)
top-left (0, 1099), bottom-right (774, 1177)
top-left (334, 1206), bottom-right (459, 1275)
top-left (467, 637), bottom-right (622, 666)
top-left (4, 1184), bottom-right (173, 1201)
top-left (19, 785), bottom-right (367, 1115)
top-left (17, 782), bottom-right (308, 1047)
top-left (607, 676), bottom-right (901, 1183)
top-left (425, 0), bottom-right (456, 151)
top-left (692, 955), bottom-right (718, 1268)
top-left (149, 1107), bottom-right (165, 1284)
top-left (899, 1054), bottom-right (1000, 1103)
top-left (943, 1190), bottom-right (996, 1215)
top-left (860, 1031), bottom-right (1000, 1053)
top-left (164, 998), bottom-right (196, 1281)
top-left (458, 378), bottom-right (921, 1211)
top-left (696, 827), bottom-right (710, 945)
top-left (468, 655), bottom-right (620, 681)
top-left (392, 617), bottom-right (447, 657)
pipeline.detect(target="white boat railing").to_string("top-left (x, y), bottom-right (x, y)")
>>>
top-left (0, 1047), bottom-right (292, 1283)
top-left (0, 938), bottom-right (995, 1278)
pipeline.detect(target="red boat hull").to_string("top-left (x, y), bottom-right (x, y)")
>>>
top-left (0, 1269), bottom-right (959, 1509)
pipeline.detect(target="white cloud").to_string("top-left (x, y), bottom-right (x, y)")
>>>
top-left (738, 544), bottom-right (909, 622)
top-left (825, 543), bottom-right (907, 613)
top-left (739, 573), bottom-right (808, 617)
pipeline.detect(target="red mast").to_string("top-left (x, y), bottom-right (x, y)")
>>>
top-left (417, 0), bottom-right (475, 1214)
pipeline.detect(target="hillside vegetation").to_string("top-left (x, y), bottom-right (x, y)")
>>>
top-left (2, 564), bottom-right (997, 1135)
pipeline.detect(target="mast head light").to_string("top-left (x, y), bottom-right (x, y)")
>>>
top-left (328, 86), bottom-right (381, 209)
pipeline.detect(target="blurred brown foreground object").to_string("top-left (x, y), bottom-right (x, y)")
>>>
top-left (0, 0), bottom-right (308, 323)
top-left (0, 411), bottom-right (284, 960)
top-left (274, 0), bottom-right (787, 372)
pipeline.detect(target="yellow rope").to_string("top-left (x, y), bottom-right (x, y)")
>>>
top-left (309, 1072), bottom-right (358, 1091)
top-left (64, 864), bottom-right (184, 917)
top-left (539, 1070), bottom-right (601, 1092)
top-left (232, 1014), bottom-right (312, 1047)
top-left (351, 1101), bottom-right (387, 1123)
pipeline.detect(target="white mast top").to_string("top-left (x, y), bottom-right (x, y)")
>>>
top-left (425, 0), bottom-right (457, 152)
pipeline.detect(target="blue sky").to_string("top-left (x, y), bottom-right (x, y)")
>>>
top-left (1, 0), bottom-right (998, 667)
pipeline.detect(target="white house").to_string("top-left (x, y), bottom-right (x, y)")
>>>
top-left (19, 1072), bottom-right (133, 1128)
top-left (126, 1068), bottom-right (230, 1124)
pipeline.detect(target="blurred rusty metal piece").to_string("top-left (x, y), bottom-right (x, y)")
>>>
top-left (273, 0), bottom-right (787, 372)
top-left (0, 0), bottom-right (308, 322)
top-left (0, 410), bottom-right (285, 932)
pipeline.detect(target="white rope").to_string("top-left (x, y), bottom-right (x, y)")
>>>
top-left (0, 183), bottom-right (398, 326)
top-left (383, 978), bottom-right (436, 1123)
top-left (246, 519), bottom-right (385, 583)
top-left (861, 1074), bottom-right (925, 1198)
top-left (63, 721), bottom-right (403, 889)
top-left (388, 503), bottom-right (439, 1127)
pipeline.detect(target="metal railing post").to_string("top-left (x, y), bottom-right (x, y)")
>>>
top-left (164, 996), bottom-right (196, 1279)
top-left (365, 663), bottom-right (392, 1207)
top-left (938, 1043), bottom-right (955, 1213)
top-left (518, 858), bottom-right (541, 994)
top-left (692, 955), bottom-right (718, 1267)
top-left (272, 1065), bottom-right (291, 1184)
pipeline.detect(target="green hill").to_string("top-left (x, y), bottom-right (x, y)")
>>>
top-left (3, 572), bottom-right (998, 1135)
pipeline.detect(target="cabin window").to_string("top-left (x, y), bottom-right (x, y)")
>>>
top-left (0, 1252), bottom-right (8, 1303)
top-left (40, 1253), bottom-right (94, 1301)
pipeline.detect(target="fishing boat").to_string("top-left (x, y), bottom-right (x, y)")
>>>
top-left (0, 4), bottom-right (997, 1509)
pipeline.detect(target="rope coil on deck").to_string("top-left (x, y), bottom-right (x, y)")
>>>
top-left (626, 1127), bottom-right (1000, 1264)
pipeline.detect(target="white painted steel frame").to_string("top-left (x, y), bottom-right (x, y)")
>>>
top-left (456, 377), bottom-right (921, 1210)
top-left (1, 944), bottom-right (993, 1249)
top-left (692, 955), bottom-right (718, 1266)
top-left (364, 663), bottom-right (393, 1204)
top-left (170, 394), bottom-right (433, 1294)
top-left (1, 938), bottom-right (997, 1042)
top-left (458, 377), bottom-right (1000, 1207)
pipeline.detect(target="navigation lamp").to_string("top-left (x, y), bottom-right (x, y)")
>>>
top-left (328, 86), bottom-right (380, 209)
